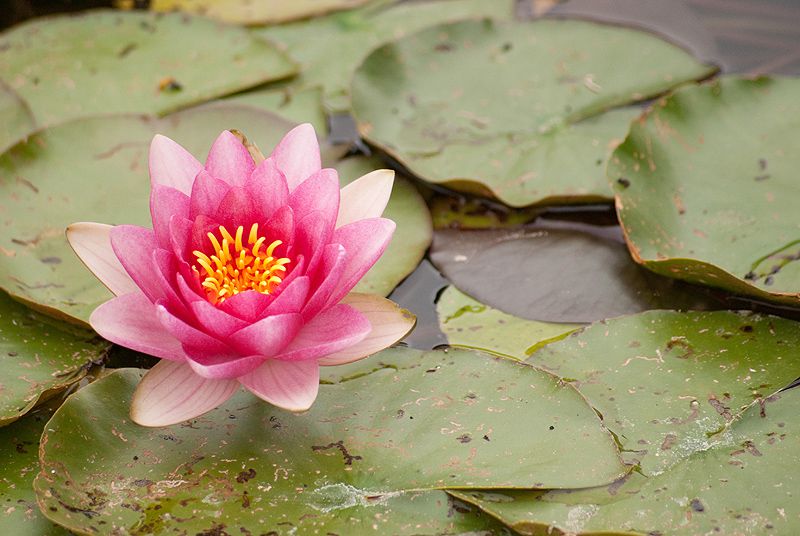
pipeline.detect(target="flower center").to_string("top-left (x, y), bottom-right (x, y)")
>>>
top-left (192, 223), bottom-right (291, 304)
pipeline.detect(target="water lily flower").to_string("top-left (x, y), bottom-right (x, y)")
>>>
top-left (67, 124), bottom-right (415, 427)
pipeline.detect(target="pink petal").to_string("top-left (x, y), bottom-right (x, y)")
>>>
top-left (90, 293), bottom-right (186, 361)
top-left (290, 211), bottom-right (330, 278)
top-left (151, 249), bottom-right (190, 317)
top-left (150, 185), bottom-right (190, 249)
top-left (239, 359), bottom-right (320, 412)
top-left (155, 303), bottom-right (234, 357)
top-left (336, 169), bottom-right (394, 228)
top-left (149, 134), bottom-right (203, 195)
top-left (130, 360), bottom-right (238, 427)
top-left (66, 222), bottom-right (137, 296)
top-left (186, 354), bottom-right (266, 380)
top-left (246, 157), bottom-right (289, 222)
top-left (109, 225), bottom-right (164, 303)
top-left (318, 294), bottom-right (416, 365)
top-left (228, 313), bottom-right (303, 357)
top-left (217, 290), bottom-right (273, 323)
top-left (325, 218), bottom-right (396, 308)
top-left (263, 276), bottom-right (310, 316)
top-left (274, 303), bottom-right (370, 362)
top-left (213, 186), bottom-right (257, 231)
top-left (188, 298), bottom-right (249, 339)
top-left (288, 168), bottom-right (340, 231)
top-left (190, 170), bottom-right (231, 220)
top-left (205, 130), bottom-right (254, 187)
top-left (300, 244), bottom-right (346, 320)
top-left (269, 123), bottom-right (321, 192)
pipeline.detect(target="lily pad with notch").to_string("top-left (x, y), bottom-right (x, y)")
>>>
top-left (35, 347), bottom-right (627, 534)
top-left (351, 18), bottom-right (717, 207)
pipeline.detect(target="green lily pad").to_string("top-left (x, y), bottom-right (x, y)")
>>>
top-left (257, 0), bottom-right (514, 112)
top-left (35, 348), bottom-right (627, 534)
top-left (351, 18), bottom-right (716, 207)
top-left (437, 285), bottom-right (577, 360)
top-left (0, 291), bottom-right (110, 426)
top-left (0, 82), bottom-right (35, 154)
top-left (611, 76), bottom-right (800, 306)
top-left (0, 10), bottom-right (296, 128)
top-left (454, 386), bottom-right (800, 535)
top-left (338, 155), bottom-right (432, 297)
top-left (429, 225), bottom-right (722, 323)
top-left (0, 405), bottom-right (70, 535)
top-left (526, 310), bottom-right (800, 476)
top-left (146, 0), bottom-right (372, 25)
top-left (224, 85), bottom-right (328, 134)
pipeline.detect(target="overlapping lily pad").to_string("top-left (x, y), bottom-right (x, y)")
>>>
top-left (437, 285), bottom-right (577, 359)
top-left (0, 405), bottom-right (70, 535)
top-left (526, 309), bottom-right (800, 475)
top-left (429, 224), bottom-right (722, 323)
top-left (0, 10), bottom-right (296, 128)
top-left (35, 348), bottom-right (626, 534)
top-left (0, 291), bottom-right (109, 426)
top-left (258, 0), bottom-right (513, 112)
top-left (0, 82), bottom-right (35, 154)
top-left (454, 386), bottom-right (800, 535)
top-left (351, 18), bottom-right (717, 207)
top-left (338, 155), bottom-right (432, 296)
top-left (145, 0), bottom-right (372, 25)
top-left (611, 76), bottom-right (800, 306)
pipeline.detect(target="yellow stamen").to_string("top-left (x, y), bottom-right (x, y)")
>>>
top-left (192, 223), bottom-right (291, 305)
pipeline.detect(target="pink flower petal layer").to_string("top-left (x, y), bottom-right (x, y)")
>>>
top-left (276, 303), bottom-right (370, 362)
top-left (239, 359), bottom-right (320, 412)
top-left (336, 169), bottom-right (394, 228)
top-left (130, 360), bottom-right (238, 427)
top-left (269, 123), bottom-right (321, 191)
top-left (66, 222), bottom-right (138, 296)
top-left (205, 130), bottom-right (254, 187)
top-left (149, 135), bottom-right (203, 195)
top-left (318, 293), bottom-right (416, 365)
top-left (90, 293), bottom-right (186, 361)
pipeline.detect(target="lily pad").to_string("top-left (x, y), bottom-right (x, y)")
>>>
top-left (0, 405), bottom-right (70, 535)
top-left (224, 85), bottom-right (328, 134)
top-left (258, 0), bottom-right (514, 112)
top-left (454, 386), bottom-right (800, 535)
top-left (611, 76), bottom-right (800, 306)
top-left (35, 348), bottom-right (627, 534)
top-left (0, 10), bottom-right (296, 128)
top-left (338, 155), bottom-right (432, 296)
top-left (145, 0), bottom-right (372, 25)
top-left (429, 224), bottom-right (722, 323)
top-left (0, 82), bottom-right (35, 154)
top-left (437, 285), bottom-right (577, 360)
top-left (0, 291), bottom-right (109, 426)
top-left (351, 18), bottom-right (716, 207)
top-left (526, 309), bottom-right (800, 476)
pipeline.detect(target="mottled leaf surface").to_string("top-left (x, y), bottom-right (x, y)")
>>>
top-left (429, 225), bottom-right (721, 323)
top-left (0, 405), bottom-right (69, 535)
top-left (454, 386), bottom-right (800, 535)
top-left (0, 82), bottom-right (35, 154)
top-left (0, 10), bottom-right (296, 127)
top-left (147, 0), bottom-right (372, 25)
top-left (338, 155), bottom-right (432, 296)
top-left (352, 18), bottom-right (716, 206)
top-left (36, 348), bottom-right (627, 534)
top-left (526, 310), bottom-right (800, 476)
top-left (0, 291), bottom-right (109, 426)
top-left (258, 0), bottom-right (513, 112)
top-left (437, 285), bottom-right (577, 359)
top-left (612, 76), bottom-right (800, 306)
top-left (224, 85), bottom-right (328, 134)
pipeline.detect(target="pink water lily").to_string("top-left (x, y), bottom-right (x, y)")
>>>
top-left (67, 124), bottom-right (415, 427)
